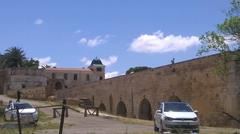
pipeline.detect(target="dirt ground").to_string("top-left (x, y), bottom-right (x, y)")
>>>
top-left (0, 95), bottom-right (153, 134)
top-left (0, 95), bottom-right (239, 134)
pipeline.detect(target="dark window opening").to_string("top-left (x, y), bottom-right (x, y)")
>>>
top-left (97, 67), bottom-right (102, 72)
top-left (55, 82), bottom-right (62, 90)
top-left (52, 73), bottom-right (56, 79)
top-left (100, 76), bottom-right (103, 80)
top-left (86, 74), bottom-right (90, 81)
top-left (74, 74), bottom-right (78, 80)
top-left (64, 73), bottom-right (68, 80)
top-left (22, 84), bottom-right (26, 89)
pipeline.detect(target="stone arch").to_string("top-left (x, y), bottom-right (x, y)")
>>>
top-left (168, 95), bottom-right (181, 102)
top-left (99, 103), bottom-right (106, 112)
top-left (55, 81), bottom-right (63, 90)
top-left (138, 98), bottom-right (152, 120)
top-left (116, 101), bottom-right (127, 117)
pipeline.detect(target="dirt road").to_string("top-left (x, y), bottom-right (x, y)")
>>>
top-left (0, 95), bottom-right (153, 134)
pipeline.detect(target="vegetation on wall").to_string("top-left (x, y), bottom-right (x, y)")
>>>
top-left (198, 0), bottom-right (240, 75)
top-left (0, 46), bottom-right (39, 69)
top-left (126, 66), bottom-right (152, 75)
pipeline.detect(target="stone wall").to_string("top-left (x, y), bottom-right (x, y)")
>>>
top-left (0, 70), bottom-right (7, 94)
top-left (56, 54), bottom-right (240, 127)
top-left (6, 87), bottom-right (47, 100)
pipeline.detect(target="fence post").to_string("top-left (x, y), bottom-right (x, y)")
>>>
top-left (59, 99), bottom-right (66, 134)
top-left (17, 90), bottom-right (21, 102)
top-left (16, 108), bottom-right (22, 134)
top-left (84, 107), bottom-right (87, 117)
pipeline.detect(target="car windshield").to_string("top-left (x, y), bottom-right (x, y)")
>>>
top-left (164, 102), bottom-right (193, 112)
top-left (14, 103), bottom-right (33, 109)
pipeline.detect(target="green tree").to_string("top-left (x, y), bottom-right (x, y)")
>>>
top-left (198, 0), bottom-right (240, 75)
top-left (3, 47), bottom-right (26, 68)
top-left (23, 58), bottom-right (39, 69)
top-left (0, 47), bottom-right (40, 69)
top-left (126, 66), bottom-right (152, 75)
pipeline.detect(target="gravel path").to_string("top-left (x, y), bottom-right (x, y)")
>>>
top-left (0, 95), bottom-right (153, 134)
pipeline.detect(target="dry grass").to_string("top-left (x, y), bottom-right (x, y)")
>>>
top-left (0, 108), bottom-right (58, 134)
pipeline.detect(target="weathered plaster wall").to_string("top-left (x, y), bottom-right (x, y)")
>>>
top-left (56, 55), bottom-right (240, 127)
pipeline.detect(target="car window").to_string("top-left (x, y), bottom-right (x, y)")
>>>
top-left (164, 102), bottom-right (193, 112)
top-left (14, 103), bottom-right (33, 109)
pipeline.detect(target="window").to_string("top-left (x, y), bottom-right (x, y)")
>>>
top-left (100, 76), bottom-right (103, 80)
top-left (86, 74), bottom-right (90, 81)
top-left (22, 84), bottom-right (26, 88)
top-left (64, 73), bottom-right (68, 80)
top-left (97, 67), bottom-right (102, 72)
top-left (52, 73), bottom-right (56, 79)
top-left (74, 74), bottom-right (78, 80)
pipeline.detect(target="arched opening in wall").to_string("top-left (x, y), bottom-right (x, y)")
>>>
top-left (117, 101), bottom-right (127, 117)
top-left (168, 95), bottom-right (181, 102)
top-left (99, 103), bottom-right (106, 112)
top-left (138, 98), bottom-right (152, 120)
top-left (55, 81), bottom-right (63, 90)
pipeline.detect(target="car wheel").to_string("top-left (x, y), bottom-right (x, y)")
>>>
top-left (154, 120), bottom-right (159, 132)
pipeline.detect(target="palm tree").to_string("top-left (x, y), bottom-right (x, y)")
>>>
top-left (3, 47), bottom-right (26, 68)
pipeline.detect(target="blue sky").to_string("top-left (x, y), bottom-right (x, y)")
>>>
top-left (0, 0), bottom-right (230, 78)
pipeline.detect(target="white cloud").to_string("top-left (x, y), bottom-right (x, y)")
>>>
top-left (80, 57), bottom-right (92, 66)
top-left (105, 71), bottom-right (119, 79)
top-left (80, 56), bottom-right (118, 66)
top-left (101, 56), bottom-right (118, 66)
top-left (34, 57), bottom-right (57, 68)
top-left (77, 35), bottom-right (108, 47)
top-left (129, 31), bottom-right (200, 53)
top-left (34, 18), bottom-right (44, 25)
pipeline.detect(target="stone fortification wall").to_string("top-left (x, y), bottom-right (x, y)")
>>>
top-left (6, 87), bottom-right (47, 100)
top-left (0, 70), bottom-right (7, 94)
top-left (56, 54), bottom-right (240, 127)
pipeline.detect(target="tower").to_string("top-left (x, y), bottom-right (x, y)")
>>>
top-left (88, 57), bottom-right (105, 80)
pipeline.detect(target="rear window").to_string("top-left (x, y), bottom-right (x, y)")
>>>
top-left (164, 102), bottom-right (193, 112)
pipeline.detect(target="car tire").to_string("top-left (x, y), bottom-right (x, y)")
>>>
top-left (154, 120), bottom-right (159, 132)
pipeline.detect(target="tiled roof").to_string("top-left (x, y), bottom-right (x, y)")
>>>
top-left (46, 68), bottom-right (92, 72)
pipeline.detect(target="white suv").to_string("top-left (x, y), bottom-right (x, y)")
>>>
top-left (154, 102), bottom-right (199, 133)
top-left (4, 101), bottom-right (38, 124)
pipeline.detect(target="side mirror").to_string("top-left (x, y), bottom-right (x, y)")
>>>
top-left (156, 109), bottom-right (162, 114)
top-left (194, 110), bottom-right (198, 114)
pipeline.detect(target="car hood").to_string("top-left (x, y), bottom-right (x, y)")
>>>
top-left (19, 108), bottom-right (36, 114)
top-left (164, 111), bottom-right (197, 119)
